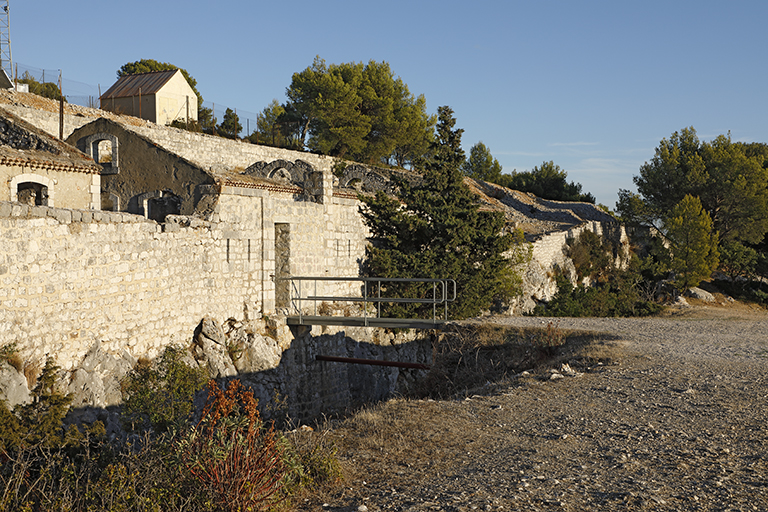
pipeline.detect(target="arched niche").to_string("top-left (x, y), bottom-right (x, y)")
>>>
top-left (82, 132), bottom-right (119, 175)
top-left (136, 190), bottom-right (181, 222)
top-left (10, 173), bottom-right (54, 206)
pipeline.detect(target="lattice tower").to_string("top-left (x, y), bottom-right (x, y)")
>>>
top-left (0, 1), bottom-right (11, 79)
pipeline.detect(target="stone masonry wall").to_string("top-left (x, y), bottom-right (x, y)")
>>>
top-left (0, 104), bottom-right (337, 175)
top-left (0, 202), bottom-right (261, 371)
top-left (515, 220), bottom-right (629, 312)
top-left (0, 175), bottom-right (372, 373)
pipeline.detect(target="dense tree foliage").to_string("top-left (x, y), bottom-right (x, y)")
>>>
top-left (618, 128), bottom-right (768, 245)
top-left (360, 106), bottom-right (530, 319)
top-left (618, 128), bottom-right (768, 287)
top-left (498, 161), bottom-right (596, 203)
top-left (281, 57), bottom-right (435, 165)
top-left (462, 142), bottom-right (503, 182)
top-left (247, 99), bottom-right (287, 146)
top-left (665, 195), bottom-right (720, 290)
top-left (17, 71), bottom-right (65, 102)
top-left (217, 108), bottom-right (242, 139)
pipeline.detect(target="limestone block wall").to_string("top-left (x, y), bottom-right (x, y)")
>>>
top-left (212, 186), bottom-right (370, 314)
top-left (0, 162), bottom-right (100, 209)
top-left (242, 328), bottom-right (430, 422)
top-left (0, 105), bottom-right (94, 140)
top-left (124, 123), bottom-right (336, 174)
top-left (0, 201), bottom-right (263, 371)
top-left (517, 220), bottom-right (628, 312)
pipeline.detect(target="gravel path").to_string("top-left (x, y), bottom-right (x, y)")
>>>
top-left (302, 305), bottom-right (768, 512)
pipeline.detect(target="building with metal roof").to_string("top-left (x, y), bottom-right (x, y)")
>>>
top-left (100, 69), bottom-right (197, 126)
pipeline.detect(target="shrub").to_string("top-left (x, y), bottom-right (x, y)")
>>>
top-left (535, 272), bottom-right (663, 318)
top-left (0, 343), bottom-right (22, 372)
top-left (121, 346), bottom-right (207, 432)
top-left (280, 422), bottom-right (343, 497)
top-left (14, 357), bottom-right (74, 449)
top-left (175, 380), bottom-right (286, 512)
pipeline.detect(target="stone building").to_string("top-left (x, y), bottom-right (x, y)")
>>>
top-left (0, 91), bottom-right (628, 419)
top-left (100, 69), bottom-right (198, 126)
top-left (0, 107), bottom-right (100, 209)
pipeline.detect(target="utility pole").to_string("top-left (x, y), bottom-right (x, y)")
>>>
top-left (0, 1), bottom-right (12, 81)
top-left (58, 71), bottom-right (63, 139)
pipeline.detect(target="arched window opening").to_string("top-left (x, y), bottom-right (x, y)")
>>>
top-left (97, 140), bottom-right (113, 164)
top-left (16, 181), bottom-right (48, 206)
top-left (101, 191), bottom-right (120, 211)
top-left (81, 132), bottom-right (119, 175)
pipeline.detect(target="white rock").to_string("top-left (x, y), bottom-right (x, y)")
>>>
top-left (686, 287), bottom-right (715, 302)
top-left (0, 362), bottom-right (30, 408)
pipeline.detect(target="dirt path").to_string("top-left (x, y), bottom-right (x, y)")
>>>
top-left (299, 304), bottom-right (768, 511)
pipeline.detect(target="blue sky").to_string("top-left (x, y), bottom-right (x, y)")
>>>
top-left (11, 0), bottom-right (768, 207)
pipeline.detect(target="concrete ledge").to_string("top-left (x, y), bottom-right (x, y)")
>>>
top-left (287, 315), bottom-right (446, 330)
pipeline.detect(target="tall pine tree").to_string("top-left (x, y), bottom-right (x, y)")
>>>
top-left (360, 106), bottom-right (529, 319)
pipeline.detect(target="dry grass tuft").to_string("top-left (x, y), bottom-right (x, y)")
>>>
top-left (23, 359), bottom-right (42, 389)
top-left (409, 322), bottom-right (615, 399)
top-left (0, 342), bottom-right (23, 372)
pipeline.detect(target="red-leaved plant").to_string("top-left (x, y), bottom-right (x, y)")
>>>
top-left (176, 379), bottom-right (285, 511)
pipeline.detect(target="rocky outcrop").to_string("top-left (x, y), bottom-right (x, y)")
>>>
top-left (191, 316), bottom-right (237, 379)
top-left (0, 362), bottom-right (30, 408)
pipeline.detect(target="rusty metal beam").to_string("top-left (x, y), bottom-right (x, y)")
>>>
top-left (316, 355), bottom-right (429, 370)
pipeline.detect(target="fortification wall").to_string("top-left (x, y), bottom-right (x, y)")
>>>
top-left (125, 124), bottom-right (336, 173)
top-left (0, 203), bottom-right (258, 370)
top-left (0, 178), bottom-right (371, 372)
top-left (0, 104), bottom-right (338, 175)
top-left (0, 105), bottom-right (94, 140)
top-left (516, 220), bottom-right (629, 312)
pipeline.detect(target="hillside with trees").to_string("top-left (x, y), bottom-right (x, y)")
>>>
top-left (618, 127), bottom-right (768, 296)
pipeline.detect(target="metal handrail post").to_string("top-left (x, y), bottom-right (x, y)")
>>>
top-left (298, 278), bottom-right (302, 323)
top-left (432, 281), bottom-right (437, 324)
top-left (443, 279), bottom-right (448, 320)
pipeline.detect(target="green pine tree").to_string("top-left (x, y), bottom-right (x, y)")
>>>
top-left (360, 106), bottom-right (530, 319)
top-left (666, 194), bottom-right (720, 290)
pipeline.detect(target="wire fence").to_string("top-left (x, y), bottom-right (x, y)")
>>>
top-left (10, 62), bottom-right (262, 137)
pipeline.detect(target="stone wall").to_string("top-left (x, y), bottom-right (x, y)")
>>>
top-left (0, 194), bottom-right (424, 424)
top-left (1, 104), bottom-right (337, 175)
top-left (125, 123), bottom-right (336, 174)
top-left (516, 220), bottom-right (629, 312)
top-left (0, 104), bottom-right (94, 140)
top-left (0, 203), bottom-right (258, 371)
top-left (0, 173), bottom-right (371, 373)
top-left (0, 161), bottom-right (100, 209)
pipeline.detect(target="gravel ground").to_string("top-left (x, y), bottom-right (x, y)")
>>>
top-left (299, 304), bottom-right (768, 512)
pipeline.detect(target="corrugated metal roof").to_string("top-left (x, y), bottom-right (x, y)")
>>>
top-left (100, 69), bottom-right (180, 100)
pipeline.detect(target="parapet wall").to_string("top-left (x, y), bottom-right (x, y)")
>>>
top-left (516, 220), bottom-right (629, 312)
top-left (0, 202), bottom-right (260, 370)
top-left (0, 104), bottom-right (337, 174)
top-left (0, 173), bottom-right (372, 372)
top-left (125, 124), bottom-right (336, 174)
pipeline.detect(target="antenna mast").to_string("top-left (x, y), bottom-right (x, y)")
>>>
top-left (0, 1), bottom-right (11, 80)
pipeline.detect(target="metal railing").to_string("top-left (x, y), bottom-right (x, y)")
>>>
top-left (284, 276), bottom-right (456, 326)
